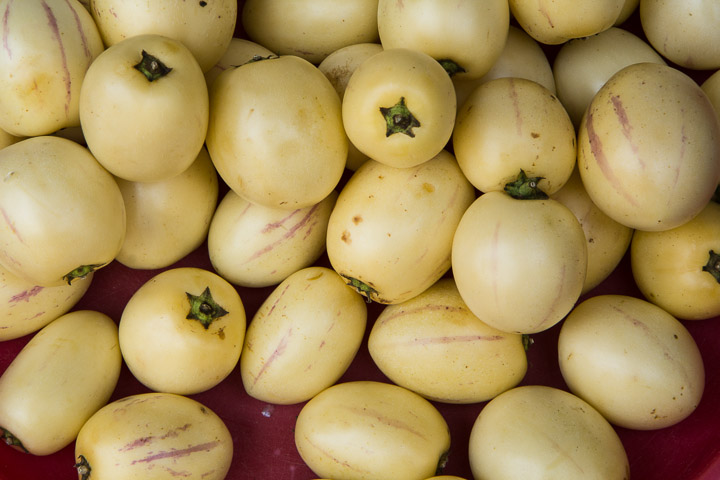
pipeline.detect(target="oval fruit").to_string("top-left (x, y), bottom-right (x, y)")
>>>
top-left (468, 385), bottom-right (630, 480)
top-left (0, 310), bottom-right (121, 455)
top-left (558, 295), bottom-right (705, 430)
top-left (295, 380), bottom-right (451, 480)
top-left (240, 266), bottom-right (367, 404)
top-left (74, 392), bottom-right (233, 480)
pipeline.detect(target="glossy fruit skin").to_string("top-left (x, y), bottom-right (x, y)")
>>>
top-left (630, 199), bottom-right (720, 320)
top-left (341, 48), bottom-right (457, 169)
top-left (551, 166), bottom-right (634, 295)
top-left (0, 264), bottom-right (93, 341)
top-left (0, 310), bottom-right (121, 456)
top-left (453, 76), bottom-right (576, 195)
top-left (377, 0), bottom-right (509, 80)
top-left (240, 266), bottom-right (367, 404)
top-left (452, 190), bottom-right (587, 334)
top-left (326, 150), bottom-right (475, 304)
top-left (558, 295), bottom-right (705, 430)
top-left (206, 54), bottom-right (347, 210)
top-left (79, 34), bottom-right (209, 183)
top-left (295, 380), bottom-right (451, 480)
top-left (241, 0), bottom-right (380, 65)
top-left (577, 62), bottom-right (720, 232)
top-left (0, 136), bottom-right (126, 287)
top-left (368, 278), bottom-right (527, 404)
top-left (468, 385), bottom-right (630, 480)
top-left (509, 0), bottom-right (625, 45)
top-left (118, 267), bottom-right (246, 395)
top-left (114, 146), bottom-right (219, 270)
top-left (208, 190), bottom-right (336, 288)
top-left (74, 392), bottom-right (233, 480)
top-left (89, 0), bottom-right (237, 72)
top-left (0, 0), bottom-right (104, 137)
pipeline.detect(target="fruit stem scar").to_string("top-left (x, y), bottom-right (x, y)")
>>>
top-left (380, 97), bottom-right (421, 138)
top-left (702, 250), bottom-right (720, 283)
top-left (341, 274), bottom-right (377, 303)
top-left (186, 286), bottom-right (228, 329)
top-left (1, 427), bottom-right (27, 453)
top-left (63, 263), bottom-right (104, 285)
top-left (74, 455), bottom-right (91, 480)
top-left (503, 169), bottom-right (548, 200)
top-left (437, 58), bottom-right (465, 77)
top-left (134, 50), bottom-right (172, 82)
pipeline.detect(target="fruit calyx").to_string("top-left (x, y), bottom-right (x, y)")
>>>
top-left (74, 455), bottom-right (91, 480)
top-left (702, 250), bottom-right (720, 283)
top-left (341, 275), bottom-right (377, 303)
top-left (380, 97), bottom-right (421, 138)
top-left (1, 427), bottom-right (27, 453)
top-left (437, 58), bottom-right (466, 77)
top-left (134, 50), bottom-right (172, 82)
top-left (504, 170), bottom-right (548, 200)
top-left (63, 263), bottom-right (103, 285)
top-left (186, 287), bottom-right (229, 329)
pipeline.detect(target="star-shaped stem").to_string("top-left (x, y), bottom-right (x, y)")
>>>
top-left (186, 287), bottom-right (229, 329)
top-left (380, 97), bottom-right (421, 138)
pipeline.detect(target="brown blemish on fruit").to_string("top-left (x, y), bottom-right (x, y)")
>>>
top-left (352, 215), bottom-right (363, 225)
top-left (341, 230), bottom-right (351, 244)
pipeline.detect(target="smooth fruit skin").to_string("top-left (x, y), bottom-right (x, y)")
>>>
top-left (468, 385), bottom-right (630, 480)
top-left (0, 264), bottom-right (93, 341)
top-left (114, 147), bottom-right (219, 270)
top-left (326, 151), bottom-right (475, 304)
top-left (206, 55), bottom-right (348, 210)
top-left (558, 295), bottom-right (705, 430)
top-left (368, 278), bottom-right (527, 404)
top-left (0, 136), bottom-right (126, 287)
top-left (341, 48), bottom-right (457, 169)
top-left (0, 0), bottom-right (104, 136)
top-left (295, 380), bottom-right (450, 480)
top-left (0, 310), bottom-right (121, 456)
top-left (119, 267), bottom-right (246, 395)
top-left (630, 200), bottom-right (720, 320)
top-left (577, 62), bottom-right (720, 231)
top-left (79, 34), bottom-right (209, 182)
top-left (551, 167), bottom-right (634, 295)
top-left (240, 266), bottom-right (367, 404)
top-left (74, 392), bottom-right (233, 480)
top-left (451, 191), bottom-right (587, 334)
top-left (89, 0), bottom-right (237, 72)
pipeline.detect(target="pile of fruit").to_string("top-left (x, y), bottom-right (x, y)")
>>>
top-left (0, 1), bottom-right (719, 479)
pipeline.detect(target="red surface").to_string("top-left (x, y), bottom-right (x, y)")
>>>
top-left (1, 4), bottom-right (720, 480)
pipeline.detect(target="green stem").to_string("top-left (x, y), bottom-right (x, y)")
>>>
top-left (437, 58), bottom-right (466, 77)
top-left (702, 250), bottom-right (720, 284)
top-left (341, 275), bottom-right (377, 303)
top-left (1, 428), bottom-right (27, 453)
top-left (134, 50), bottom-right (172, 82)
top-left (504, 170), bottom-right (548, 200)
top-left (63, 263), bottom-right (103, 285)
top-left (379, 97), bottom-right (421, 138)
top-left (186, 287), bottom-right (229, 329)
